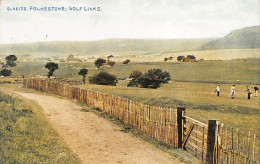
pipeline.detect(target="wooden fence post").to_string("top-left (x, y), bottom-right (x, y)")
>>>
top-left (206, 120), bottom-right (218, 164)
top-left (177, 107), bottom-right (185, 148)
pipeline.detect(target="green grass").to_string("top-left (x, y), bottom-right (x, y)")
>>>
top-left (0, 93), bottom-right (81, 163)
top-left (10, 59), bottom-right (260, 85)
top-left (5, 59), bottom-right (260, 136)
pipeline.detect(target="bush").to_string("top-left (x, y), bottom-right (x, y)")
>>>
top-left (89, 71), bottom-right (118, 86)
top-left (129, 70), bottom-right (142, 79)
top-left (0, 69), bottom-right (12, 76)
top-left (94, 58), bottom-right (106, 69)
top-left (177, 56), bottom-right (184, 61)
top-left (127, 69), bottom-right (171, 89)
top-left (187, 55), bottom-right (196, 59)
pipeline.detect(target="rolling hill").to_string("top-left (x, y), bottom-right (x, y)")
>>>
top-left (0, 38), bottom-right (214, 57)
top-left (0, 26), bottom-right (259, 58)
top-left (201, 26), bottom-right (260, 50)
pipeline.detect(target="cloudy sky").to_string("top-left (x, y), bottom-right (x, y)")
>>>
top-left (0, 0), bottom-right (259, 44)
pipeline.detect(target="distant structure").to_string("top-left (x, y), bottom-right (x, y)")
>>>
top-left (178, 55), bottom-right (197, 62)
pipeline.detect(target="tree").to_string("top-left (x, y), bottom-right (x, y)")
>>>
top-left (5, 55), bottom-right (17, 67)
top-left (127, 69), bottom-right (171, 89)
top-left (107, 61), bottom-right (115, 67)
top-left (0, 69), bottom-right (12, 76)
top-left (177, 56), bottom-right (184, 62)
top-left (127, 70), bottom-right (143, 87)
top-left (187, 55), bottom-right (196, 59)
top-left (45, 62), bottom-right (59, 78)
top-left (164, 58), bottom-right (168, 62)
top-left (78, 68), bottom-right (88, 84)
top-left (89, 71), bottom-right (118, 86)
top-left (123, 59), bottom-right (130, 65)
top-left (94, 58), bottom-right (106, 69)
top-left (129, 70), bottom-right (142, 79)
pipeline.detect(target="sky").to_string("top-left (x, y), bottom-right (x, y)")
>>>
top-left (0, 0), bottom-right (259, 44)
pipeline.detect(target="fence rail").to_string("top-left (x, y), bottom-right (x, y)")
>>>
top-left (23, 78), bottom-right (258, 164)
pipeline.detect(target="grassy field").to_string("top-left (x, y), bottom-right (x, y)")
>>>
top-left (0, 92), bottom-right (81, 163)
top-left (10, 58), bottom-right (260, 84)
top-left (2, 57), bottom-right (260, 136)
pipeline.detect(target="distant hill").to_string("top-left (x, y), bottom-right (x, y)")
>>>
top-left (0, 39), bottom-right (214, 57)
top-left (0, 26), bottom-right (259, 57)
top-left (201, 26), bottom-right (260, 50)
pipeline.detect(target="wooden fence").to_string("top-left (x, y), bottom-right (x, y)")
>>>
top-left (24, 78), bottom-right (258, 164)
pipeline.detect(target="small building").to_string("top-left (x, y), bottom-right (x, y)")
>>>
top-left (182, 57), bottom-right (196, 62)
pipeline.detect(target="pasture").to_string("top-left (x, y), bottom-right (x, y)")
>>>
top-left (3, 58), bottom-right (260, 136)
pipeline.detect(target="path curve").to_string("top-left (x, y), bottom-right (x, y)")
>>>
top-left (16, 92), bottom-right (183, 164)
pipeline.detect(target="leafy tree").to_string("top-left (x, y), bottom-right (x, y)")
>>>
top-left (94, 58), bottom-right (106, 69)
top-left (123, 59), bottom-right (130, 65)
top-left (129, 70), bottom-right (142, 79)
top-left (0, 69), bottom-right (12, 76)
top-left (107, 61), bottom-right (115, 67)
top-left (89, 71), bottom-right (118, 86)
top-left (164, 58), bottom-right (168, 62)
top-left (78, 68), bottom-right (88, 84)
top-left (5, 55), bottom-right (17, 67)
top-left (45, 62), bottom-right (59, 78)
top-left (187, 55), bottom-right (196, 59)
top-left (127, 69), bottom-right (171, 89)
top-left (177, 56), bottom-right (184, 62)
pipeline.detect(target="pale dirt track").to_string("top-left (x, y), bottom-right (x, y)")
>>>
top-left (16, 92), bottom-right (183, 164)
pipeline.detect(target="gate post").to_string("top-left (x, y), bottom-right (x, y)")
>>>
top-left (177, 107), bottom-right (185, 148)
top-left (206, 120), bottom-right (218, 164)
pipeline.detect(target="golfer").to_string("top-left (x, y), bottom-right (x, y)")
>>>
top-left (215, 85), bottom-right (220, 96)
top-left (254, 86), bottom-right (258, 97)
top-left (244, 86), bottom-right (252, 99)
top-left (230, 85), bottom-right (235, 99)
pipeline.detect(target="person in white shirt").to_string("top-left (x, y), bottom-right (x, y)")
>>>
top-left (230, 85), bottom-right (235, 99)
top-left (215, 85), bottom-right (220, 96)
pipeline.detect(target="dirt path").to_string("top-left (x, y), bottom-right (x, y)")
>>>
top-left (15, 92), bottom-right (183, 164)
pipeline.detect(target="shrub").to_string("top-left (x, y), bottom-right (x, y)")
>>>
top-left (177, 56), bottom-right (184, 61)
top-left (0, 69), bottom-right (12, 76)
top-left (164, 58), bottom-right (168, 62)
top-left (89, 71), bottom-right (118, 86)
top-left (129, 70), bottom-right (143, 79)
top-left (94, 58), bottom-right (106, 69)
top-left (127, 69), bottom-right (171, 89)
top-left (123, 59), bottom-right (130, 64)
top-left (187, 55), bottom-right (196, 59)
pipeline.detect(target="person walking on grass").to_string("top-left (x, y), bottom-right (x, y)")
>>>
top-left (244, 86), bottom-right (252, 100)
top-left (230, 84), bottom-right (235, 99)
top-left (254, 85), bottom-right (258, 97)
top-left (215, 85), bottom-right (220, 96)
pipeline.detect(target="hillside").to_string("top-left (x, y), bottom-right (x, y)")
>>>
top-left (201, 26), bottom-right (260, 50)
top-left (0, 38), bottom-right (214, 57)
top-left (0, 26), bottom-right (259, 58)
